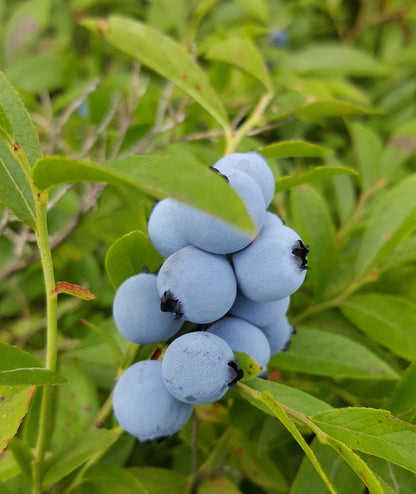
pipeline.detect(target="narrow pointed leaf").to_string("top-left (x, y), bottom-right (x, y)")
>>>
top-left (32, 155), bottom-right (256, 234)
top-left (260, 140), bottom-right (331, 160)
top-left (0, 72), bottom-right (39, 229)
top-left (291, 184), bottom-right (336, 299)
top-left (81, 16), bottom-right (229, 130)
top-left (0, 386), bottom-right (35, 453)
top-left (51, 282), bottom-right (96, 301)
top-left (43, 429), bottom-right (119, 488)
top-left (276, 166), bottom-right (357, 193)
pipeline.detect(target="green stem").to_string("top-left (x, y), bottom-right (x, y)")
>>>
top-left (32, 198), bottom-right (58, 494)
top-left (224, 93), bottom-right (272, 155)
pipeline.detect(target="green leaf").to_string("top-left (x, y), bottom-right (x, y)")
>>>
top-left (81, 16), bottom-right (229, 130)
top-left (350, 122), bottom-right (383, 192)
top-left (32, 155), bottom-right (256, 234)
top-left (0, 343), bottom-right (43, 370)
top-left (271, 329), bottom-right (399, 380)
top-left (323, 436), bottom-right (394, 494)
top-left (381, 235), bottom-right (416, 272)
top-left (368, 458), bottom-right (416, 494)
top-left (0, 71), bottom-right (39, 229)
top-left (237, 384), bottom-right (337, 494)
top-left (276, 166), bottom-right (357, 193)
top-left (260, 140), bottom-right (331, 160)
top-left (73, 463), bottom-right (149, 494)
top-left (341, 294), bottom-right (416, 361)
top-left (283, 44), bottom-right (388, 76)
top-left (233, 351), bottom-right (263, 380)
top-left (43, 429), bottom-right (119, 488)
top-left (7, 437), bottom-right (33, 486)
top-left (311, 407), bottom-right (416, 474)
top-left (105, 230), bottom-right (162, 289)
top-left (228, 427), bottom-right (289, 492)
top-left (80, 319), bottom-right (123, 368)
top-left (128, 467), bottom-right (188, 494)
top-left (0, 104), bottom-right (13, 143)
top-left (241, 378), bottom-right (333, 416)
top-left (387, 363), bottom-right (416, 423)
top-left (290, 438), bottom-right (365, 494)
top-left (204, 35), bottom-right (273, 93)
top-left (270, 100), bottom-right (376, 122)
top-left (354, 174), bottom-right (416, 278)
top-left (291, 184), bottom-right (336, 299)
top-left (0, 369), bottom-right (67, 386)
top-left (332, 173), bottom-right (356, 225)
top-left (0, 385), bottom-right (35, 453)
top-left (50, 362), bottom-right (100, 455)
top-left (198, 475), bottom-right (243, 493)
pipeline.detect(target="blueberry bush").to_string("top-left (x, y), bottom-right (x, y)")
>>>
top-left (1, 1), bottom-right (416, 493)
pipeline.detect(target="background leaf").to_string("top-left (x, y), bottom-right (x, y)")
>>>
top-left (43, 429), bottom-right (119, 488)
top-left (105, 230), bottom-right (162, 289)
top-left (128, 467), bottom-right (187, 494)
top-left (341, 294), bottom-right (416, 361)
top-left (271, 329), bottom-right (399, 380)
top-left (276, 166), bottom-right (357, 193)
top-left (81, 16), bottom-right (229, 130)
top-left (291, 184), bottom-right (336, 299)
top-left (354, 174), bottom-right (416, 278)
top-left (204, 35), bottom-right (273, 93)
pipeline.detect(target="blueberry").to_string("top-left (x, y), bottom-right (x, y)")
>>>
top-left (113, 360), bottom-right (193, 442)
top-left (262, 211), bottom-right (285, 231)
top-left (260, 315), bottom-right (295, 355)
top-left (232, 224), bottom-right (309, 301)
top-left (175, 168), bottom-right (265, 254)
top-left (113, 273), bottom-right (183, 344)
top-left (148, 198), bottom-right (190, 258)
top-left (208, 316), bottom-right (271, 372)
top-left (157, 246), bottom-right (237, 323)
top-left (270, 30), bottom-right (288, 48)
top-left (162, 332), bottom-right (242, 405)
top-left (230, 291), bottom-right (290, 327)
top-left (213, 151), bottom-right (275, 207)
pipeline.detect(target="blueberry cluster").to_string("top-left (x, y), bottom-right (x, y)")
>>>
top-left (112, 151), bottom-right (309, 442)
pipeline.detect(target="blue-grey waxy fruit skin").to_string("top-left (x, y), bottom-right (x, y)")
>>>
top-left (148, 198), bottom-right (190, 258)
top-left (232, 224), bottom-right (307, 301)
top-left (208, 316), bottom-right (271, 372)
top-left (260, 314), bottom-right (295, 356)
top-left (113, 273), bottom-right (183, 344)
top-left (113, 360), bottom-right (193, 442)
top-left (175, 168), bottom-right (265, 255)
top-left (213, 151), bottom-right (275, 208)
top-left (262, 211), bottom-right (285, 231)
top-left (230, 291), bottom-right (290, 327)
top-left (162, 332), bottom-right (240, 405)
top-left (157, 246), bottom-right (237, 324)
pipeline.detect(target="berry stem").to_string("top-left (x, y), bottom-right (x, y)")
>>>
top-left (224, 93), bottom-right (272, 155)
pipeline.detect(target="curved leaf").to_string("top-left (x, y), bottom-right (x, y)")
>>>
top-left (204, 35), bottom-right (273, 93)
top-left (105, 230), bottom-right (162, 289)
top-left (81, 16), bottom-right (229, 130)
top-left (276, 166), bottom-right (357, 193)
top-left (260, 140), bottom-right (331, 160)
top-left (33, 155), bottom-right (256, 234)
